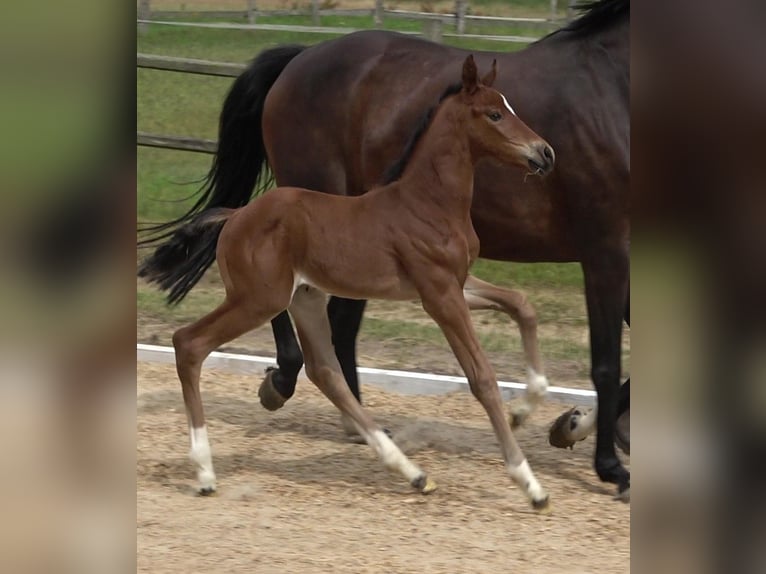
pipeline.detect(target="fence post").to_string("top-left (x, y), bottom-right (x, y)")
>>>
top-left (455, 0), bottom-right (467, 35)
top-left (311, 0), bottom-right (320, 25)
top-left (550, 0), bottom-right (557, 20)
top-left (374, 0), bottom-right (384, 27)
top-left (423, 19), bottom-right (443, 43)
top-left (138, 0), bottom-right (151, 35)
top-left (247, 0), bottom-right (256, 24)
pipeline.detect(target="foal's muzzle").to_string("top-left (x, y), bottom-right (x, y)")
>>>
top-left (527, 143), bottom-right (555, 176)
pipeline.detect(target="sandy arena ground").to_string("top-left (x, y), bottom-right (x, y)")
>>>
top-left (138, 362), bottom-right (629, 573)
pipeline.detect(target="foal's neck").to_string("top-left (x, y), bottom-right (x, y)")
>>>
top-left (396, 101), bottom-right (475, 214)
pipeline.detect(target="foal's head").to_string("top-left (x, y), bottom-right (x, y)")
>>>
top-left (457, 55), bottom-right (555, 176)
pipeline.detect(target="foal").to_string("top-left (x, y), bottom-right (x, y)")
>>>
top-left (140, 56), bottom-right (555, 510)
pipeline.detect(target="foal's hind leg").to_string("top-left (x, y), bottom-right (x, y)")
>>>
top-left (462, 275), bottom-right (549, 428)
top-left (289, 286), bottom-right (435, 493)
top-left (419, 277), bottom-right (549, 510)
top-left (173, 297), bottom-right (280, 494)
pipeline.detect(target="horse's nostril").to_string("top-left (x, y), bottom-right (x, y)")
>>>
top-left (543, 146), bottom-right (554, 160)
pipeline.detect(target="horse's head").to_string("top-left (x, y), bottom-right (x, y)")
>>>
top-left (458, 55), bottom-right (554, 177)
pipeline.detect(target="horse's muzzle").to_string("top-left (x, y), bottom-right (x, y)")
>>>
top-left (527, 143), bottom-right (555, 175)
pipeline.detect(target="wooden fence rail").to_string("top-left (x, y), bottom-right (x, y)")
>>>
top-left (138, 53), bottom-right (245, 77)
top-left (137, 131), bottom-right (217, 154)
top-left (144, 8), bottom-right (560, 30)
top-left (137, 19), bottom-right (540, 43)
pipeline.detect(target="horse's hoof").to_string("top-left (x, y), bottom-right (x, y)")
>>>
top-left (532, 495), bottom-right (551, 513)
top-left (548, 407), bottom-right (582, 449)
top-left (615, 485), bottom-right (630, 502)
top-left (615, 410), bottom-right (630, 455)
top-left (258, 370), bottom-right (288, 411)
top-left (412, 475), bottom-right (438, 494)
top-left (421, 477), bottom-right (438, 494)
top-left (197, 486), bottom-right (217, 497)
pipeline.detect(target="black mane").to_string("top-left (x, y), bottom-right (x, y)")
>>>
top-left (382, 82), bottom-right (462, 185)
top-left (539, 0), bottom-right (629, 42)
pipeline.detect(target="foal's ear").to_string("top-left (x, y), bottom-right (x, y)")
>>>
top-left (462, 55), bottom-right (479, 94)
top-left (481, 59), bottom-right (497, 87)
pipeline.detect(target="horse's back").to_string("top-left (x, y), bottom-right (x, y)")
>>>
top-left (262, 31), bottom-right (458, 195)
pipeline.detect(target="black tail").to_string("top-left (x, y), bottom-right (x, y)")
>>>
top-left (138, 44), bottom-right (306, 304)
top-left (138, 208), bottom-right (235, 304)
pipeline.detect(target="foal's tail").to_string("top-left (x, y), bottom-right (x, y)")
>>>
top-left (138, 44), bottom-right (306, 304)
top-left (138, 208), bottom-right (235, 303)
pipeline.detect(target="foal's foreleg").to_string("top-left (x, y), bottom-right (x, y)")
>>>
top-left (420, 280), bottom-right (549, 510)
top-left (173, 297), bottom-right (276, 494)
top-left (463, 275), bottom-right (548, 428)
top-left (289, 287), bottom-right (435, 493)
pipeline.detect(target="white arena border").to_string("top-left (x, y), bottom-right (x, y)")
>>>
top-left (138, 343), bottom-right (595, 407)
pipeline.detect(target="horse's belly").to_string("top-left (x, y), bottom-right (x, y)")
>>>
top-left (295, 266), bottom-right (419, 302)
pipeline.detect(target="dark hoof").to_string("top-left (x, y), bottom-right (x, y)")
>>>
top-left (548, 407), bottom-right (580, 449)
top-left (615, 410), bottom-right (630, 455)
top-left (197, 486), bottom-right (216, 497)
top-left (258, 369), bottom-right (288, 411)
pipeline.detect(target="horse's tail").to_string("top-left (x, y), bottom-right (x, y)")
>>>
top-left (138, 208), bottom-right (236, 304)
top-left (138, 44), bottom-right (306, 304)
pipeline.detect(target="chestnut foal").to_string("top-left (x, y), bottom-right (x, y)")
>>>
top-left (140, 56), bottom-right (555, 510)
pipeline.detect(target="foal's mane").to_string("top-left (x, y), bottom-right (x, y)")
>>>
top-left (382, 82), bottom-right (463, 185)
top-left (538, 0), bottom-right (629, 43)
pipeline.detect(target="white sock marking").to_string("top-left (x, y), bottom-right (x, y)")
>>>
top-left (508, 459), bottom-right (546, 501)
top-left (368, 429), bottom-right (423, 483)
top-left (189, 425), bottom-right (216, 490)
top-left (501, 94), bottom-right (517, 116)
top-left (525, 367), bottom-right (549, 402)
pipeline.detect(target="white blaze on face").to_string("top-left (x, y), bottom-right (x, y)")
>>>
top-left (501, 94), bottom-right (517, 116)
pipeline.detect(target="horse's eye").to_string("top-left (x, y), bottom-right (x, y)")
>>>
top-left (488, 111), bottom-right (502, 122)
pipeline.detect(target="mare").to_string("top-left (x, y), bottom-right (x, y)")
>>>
top-left (139, 57), bottom-right (556, 509)
top-left (140, 0), bottom-right (630, 498)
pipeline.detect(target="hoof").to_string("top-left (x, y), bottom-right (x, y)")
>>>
top-left (421, 478), bottom-right (438, 494)
top-left (615, 486), bottom-right (630, 502)
top-left (412, 475), bottom-right (438, 494)
top-left (548, 407), bottom-right (582, 449)
top-left (532, 495), bottom-right (551, 513)
top-left (197, 486), bottom-right (217, 497)
top-left (258, 370), bottom-right (288, 411)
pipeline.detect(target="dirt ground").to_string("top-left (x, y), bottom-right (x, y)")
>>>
top-left (138, 362), bottom-right (629, 573)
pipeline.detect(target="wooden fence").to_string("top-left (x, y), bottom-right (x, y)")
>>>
top-left (138, 3), bottom-right (555, 154)
top-left (138, 1), bottom-right (568, 33)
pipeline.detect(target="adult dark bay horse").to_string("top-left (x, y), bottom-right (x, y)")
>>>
top-left (140, 0), bottom-right (630, 498)
top-left (140, 57), bottom-right (555, 509)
